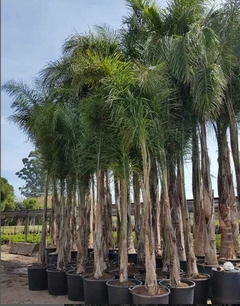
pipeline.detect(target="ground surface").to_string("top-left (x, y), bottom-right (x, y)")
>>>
top-left (0, 244), bottom-right (81, 305)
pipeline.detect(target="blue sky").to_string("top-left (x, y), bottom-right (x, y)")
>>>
top-left (1, 0), bottom-right (224, 200)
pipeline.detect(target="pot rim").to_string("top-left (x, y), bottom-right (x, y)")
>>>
top-left (131, 284), bottom-right (171, 297)
top-left (106, 278), bottom-right (142, 288)
top-left (159, 279), bottom-right (196, 289)
top-left (83, 274), bottom-right (115, 282)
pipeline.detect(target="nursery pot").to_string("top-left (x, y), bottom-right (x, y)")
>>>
top-left (156, 256), bottom-right (163, 268)
top-left (107, 279), bottom-right (141, 304)
top-left (128, 253), bottom-right (137, 264)
top-left (87, 248), bottom-right (94, 259)
top-left (83, 274), bottom-right (115, 304)
top-left (131, 284), bottom-right (170, 304)
top-left (28, 265), bottom-right (48, 290)
top-left (212, 267), bottom-right (240, 304)
top-left (197, 258), bottom-right (218, 298)
top-left (48, 252), bottom-right (58, 264)
top-left (45, 247), bottom-right (57, 264)
top-left (47, 268), bottom-right (67, 295)
top-left (67, 270), bottom-right (84, 301)
top-left (70, 250), bottom-right (78, 262)
top-left (108, 249), bottom-right (119, 262)
top-left (110, 268), bottom-right (139, 279)
top-left (180, 260), bottom-right (187, 272)
top-left (160, 279), bottom-right (196, 304)
top-left (182, 274), bottom-right (210, 304)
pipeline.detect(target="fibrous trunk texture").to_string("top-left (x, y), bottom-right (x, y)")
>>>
top-left (94, 169), bottom-right (107, 278)
top-left (192, 124), bottom-right (204, 256)
top-left (200, 121), bottom-right (218, 265)
top-left (114, 176), bottom-right (121, 248)
top-left (178, 154), bottom-right (198, 277)
top-left (216, 121), bottom-right (237, 259)
top-left (168, 162), bottom-right (186, 261)
top-left (141, 141), bottom-right (157, 293)
top-left (50, 180), bottom-right (58, 247)
top-left (38, 172), bottom-right (49, 265)
top-left (133, 172), bottom-right (144, 263)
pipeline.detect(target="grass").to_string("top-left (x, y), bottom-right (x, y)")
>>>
top-left (1, 233), bottom-right (51, 245)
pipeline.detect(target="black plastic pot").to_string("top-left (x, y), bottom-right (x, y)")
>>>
top-left (197, 259), bottom-right (218, 298)
top-left (212, 267), bottom-right (240, 304)
top-left (108, 249), bottom-right (119, 262)
top-left (48, 252), bottom-right (58, 264)
top-left (47, 268), bottom-right (67, 295)
top-left (160, 279), bottom-right (196, 304)
top-left (195, 255), bottom-right (205, 260)
top-left (110, 268), bottom-right (139, 279)
top-left (70, 250), bottom-right (78, 262)
top-left (156, 256), bottom-right (163, 268)
top-left (28, 265), bottom-right (48, 290)
top-left (182, 274), bottom-right (210, 304)
top-left (87, 248), bottom-right (94, 259)
top-left (180, 260), bottom-right (187, 272)
top-left (131, 285), bottom-right (170, 304)
top-left (45, 247), bottom-right (57, 264)
top-left (67, 270), bottom-right (84, 301)
top-left (83, 274), bottom-right (115, 304)
top-left (107, 279), bottom-right (141, 304)
top-left (128, 253), bottom-right (138, 264)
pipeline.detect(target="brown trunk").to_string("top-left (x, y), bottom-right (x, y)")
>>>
top-left (66, 178), bottom-right (73, 263)
top-left (168, 162), bottom-right (186, 261)
top-left (200, 120), bottom-right (218, 265)
top-left (105, 171), bottom-right (114, 249)
top-left (127, 201), bottom-right (135, 253)
top-left (141, 141), bottom-right (157, 293)
top-left (133, 172), bottom-right (144, 263)
top-left (57, 178), bottom-right (66, 269)
top-left (215, 121), bottom-right (237, 259)
top-left (160, 156), bottom-right (181, 286)
top-left (114, 175), bottom-right (121, 248)
top-left (192, 124), bottom-right (205, 256)
top-left (94, 169), bottom-right (107, 278)
top-left (50, 179), bottom-right (58, 247)
top-left (24, 214), bottom-right (29, 243)
top-left (77, 176), bottom-right (91, 273)
top-left (88, 175), bottom-right (95, 248)
top-left (150, 162), bottom-right (162, 256)
top-left (119, 178), bottom-right (128, 282)
top-left (38, 172), bottom-right (49, 265)
top-left (178, 154), bottom-right (198, 277)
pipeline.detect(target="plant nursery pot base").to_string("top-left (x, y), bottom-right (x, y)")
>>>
top-left (47, 268), bottom-right (67, 295)
top-left (131, 285), bottom-right (170, 304)
top-left (28, 265), bottom-right (48, 290)
top-left (107, 279), bottom-right (141, 304)
top-left (67, 270), bottom-right (84, 301)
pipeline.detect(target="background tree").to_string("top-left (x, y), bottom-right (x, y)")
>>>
top-left (1, 177), bottom-right (15, 211)
top-left (16, 150), bottom-right (45, 198)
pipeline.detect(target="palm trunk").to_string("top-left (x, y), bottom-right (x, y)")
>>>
top-left (66, 178), bottom-right (73, 263)
top-left (192, 123), bottom-right (204, 256)
top-left (178, 154), bottom-right (198, 277)
top-left (38, 172), bottom-right (49, 265)
top-left (114, 175), bottom-right (121, 248)
top-left (127, 201), bottom-right (135, 253)
top-left (94, 169), bottom-right (107, 278)
top-left (150, 161), bottom-right (162, 256)
top-left (88, 175), bottom-right (95, 248)
top-left (168, 162), bottom-right (186, 261)
top-left (160, 153), bottom-right (181, 286)
top-left (133, 172), bottom-right (144, 263)
top-left (119, 178), bottom-right (128, 282)
top-left (57, 178), bottom-right (66, 269)
top-left (141, 140), bottom-right (157, 293)
top-left (77, 177), bottom-right (91, 273)
top-left (50, 179), bottom-right (58, 247)
top-left (215, 121), bottom-right (237, 259)
top-left (105, 171), bottom-right (114, 249)
top-left (200, 120), bottom-right (218, 265)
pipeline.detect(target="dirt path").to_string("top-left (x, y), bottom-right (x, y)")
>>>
top-left (0, 244), bottom-right (81, 304)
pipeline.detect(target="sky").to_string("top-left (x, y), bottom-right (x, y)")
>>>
top-left (1, 0), bottom-right (230, 200)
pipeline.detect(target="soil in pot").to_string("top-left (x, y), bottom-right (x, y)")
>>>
top-left (83, 273), bottom-right (115, 304)
top-left (47, 268), bottom-right (68, 295)
top-left (160, 279), bottom-right (196, 304)
top-left (28, 264), bottom-right (48, 290)
top-left (131, 285), bottom-right (170, 304)
top-left (67, 270), bottom-right (84, 301)
top-left (212, 267), bottom-right (240, 304)
top-left (107, 279), bottom-right (141, 304)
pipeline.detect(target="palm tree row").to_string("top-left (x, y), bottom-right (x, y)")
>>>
top-left (3, 0), bottom-right (240, 294)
